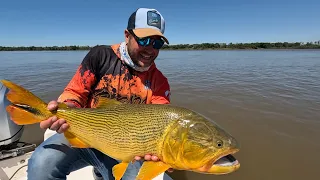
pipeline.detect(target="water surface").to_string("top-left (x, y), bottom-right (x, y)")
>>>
top-left (1, 49), bottom-right (319, 180)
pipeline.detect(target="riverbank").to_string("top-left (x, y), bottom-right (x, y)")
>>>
top-left (1, 42), bottom-right (319, 51)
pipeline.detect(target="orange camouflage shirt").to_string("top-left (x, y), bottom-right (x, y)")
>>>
top-left (57, 44), bottom-right (170, 108)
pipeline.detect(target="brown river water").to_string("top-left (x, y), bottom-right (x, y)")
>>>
top-left (0, 49), bottom-right (319, 180)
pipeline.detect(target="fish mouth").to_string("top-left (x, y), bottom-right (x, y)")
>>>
top-left (199, 149), bottom-right (240, 174)
top-left (213, 154), bottom-right (239, 167)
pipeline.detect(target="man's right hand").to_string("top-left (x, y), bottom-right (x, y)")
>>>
top-left (39, 100), bottom-right (75, 133)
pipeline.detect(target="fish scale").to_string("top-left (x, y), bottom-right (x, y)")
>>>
top-left (56, 105), bottom-right (187, 161)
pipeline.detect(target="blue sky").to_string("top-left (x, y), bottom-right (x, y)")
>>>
top-left (1, 0), bottom-right (319, 46)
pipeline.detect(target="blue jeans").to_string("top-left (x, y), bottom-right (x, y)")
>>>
top-left (27, 133), bottom-right (142, 180)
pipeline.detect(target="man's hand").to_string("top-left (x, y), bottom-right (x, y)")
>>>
top-left (134, 154), bottom-right (174, 172)
top-left (39, 100), bottom-right (74, 133)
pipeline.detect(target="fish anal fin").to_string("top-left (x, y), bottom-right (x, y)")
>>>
top-left (112, 162), bottom-right (129, 180)
top-left (136, 161), bottom-right (171, 180)
top-left (64, 131), bottom-right (90, 148)
top-left (95, 97), bottom-right (122, 108)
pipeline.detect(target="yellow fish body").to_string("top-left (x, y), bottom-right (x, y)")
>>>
top-left (0, 79), bottom-right (240, 180)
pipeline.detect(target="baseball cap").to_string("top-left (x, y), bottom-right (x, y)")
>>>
top-left (127, 8), bottom-right (169, 44)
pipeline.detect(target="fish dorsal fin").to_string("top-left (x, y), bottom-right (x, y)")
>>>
top-left (95, 97), bottom-right (122, 108)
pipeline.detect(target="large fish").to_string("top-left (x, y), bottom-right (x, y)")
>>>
top-left (0, 79), bottom-right (240, 180)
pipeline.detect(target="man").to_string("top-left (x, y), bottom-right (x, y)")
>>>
top-left (27, 8), bottom-right (171, 180)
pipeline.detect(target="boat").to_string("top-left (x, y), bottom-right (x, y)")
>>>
top-left (0, 82), bottom-right (172, 180)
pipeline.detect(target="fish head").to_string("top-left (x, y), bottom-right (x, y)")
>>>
top-left (162, 111), bottom-right (240, 175)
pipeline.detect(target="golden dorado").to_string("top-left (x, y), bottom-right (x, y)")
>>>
top-left (0, 79), bottom-right (240, 180)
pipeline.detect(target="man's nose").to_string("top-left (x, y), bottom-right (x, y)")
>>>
top-left (144, 41), bottom-right (155, 51)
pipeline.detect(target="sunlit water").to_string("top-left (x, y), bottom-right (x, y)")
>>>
top-left (1, 49), bottom-right (319, 180)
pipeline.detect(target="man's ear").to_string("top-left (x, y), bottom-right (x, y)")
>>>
top-left (124, 30), bottom-right (130, 44)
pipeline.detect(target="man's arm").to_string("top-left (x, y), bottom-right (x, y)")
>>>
top-left (151, 73), bottom-right (171, 104)
top-left (40, 46), bottom-right (103, 132)
top-left (58, 46), bottom-right (103, 107)
top-left (57, 65), bottom-right (96, 107)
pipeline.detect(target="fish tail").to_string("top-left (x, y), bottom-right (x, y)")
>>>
top-left (1, 79), bottom-right (53, 125)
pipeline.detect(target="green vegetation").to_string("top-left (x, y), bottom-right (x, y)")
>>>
top-left (0, 45), bottom-right (91, 51)
top-left (0, 42), bottom-right (319, 51)
top-left (162, 42), bottom-right (320, 50)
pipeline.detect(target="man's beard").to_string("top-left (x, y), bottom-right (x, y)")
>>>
top-left (127, 43), bottom-right (141, 67)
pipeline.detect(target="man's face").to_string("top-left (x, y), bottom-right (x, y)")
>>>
top-left (125, 30), bottom-right (161, 68)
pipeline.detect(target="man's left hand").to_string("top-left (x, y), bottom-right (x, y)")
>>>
top-left (135, 154), bottom-right (158, 161)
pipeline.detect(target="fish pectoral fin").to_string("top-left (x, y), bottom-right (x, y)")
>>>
top-left (136, 161), bottom-right (171, 180)
top-left (112, 162), bottom-right (129, 180)
top-left (64, 131), bottom-right (90, 148)
top-left (95, 97), bottom-right (122, 108)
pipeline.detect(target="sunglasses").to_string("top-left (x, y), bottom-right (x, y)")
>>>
top-left (128, 29), bottom-right (164, 49)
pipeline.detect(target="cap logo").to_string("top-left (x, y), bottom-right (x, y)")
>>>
top-left (147, 11), bottom-right (161, 29)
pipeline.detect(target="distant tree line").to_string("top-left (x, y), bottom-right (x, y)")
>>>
top-left (161, 42), bottom-right (320, 50)
top-left (1, 42), bottom-right (319, 51)
top-left (0, 45), bottom-right (91, 51)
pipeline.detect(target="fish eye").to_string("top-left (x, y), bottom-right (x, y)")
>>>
top-left (216, 140), bottom-right (223, 148)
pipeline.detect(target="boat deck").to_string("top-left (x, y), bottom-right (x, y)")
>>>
top-left (0, 151), bottom-right (172, 180)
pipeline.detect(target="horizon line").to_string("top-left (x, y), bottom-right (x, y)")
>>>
top-left (1, 41), bottom-right (320, 47)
